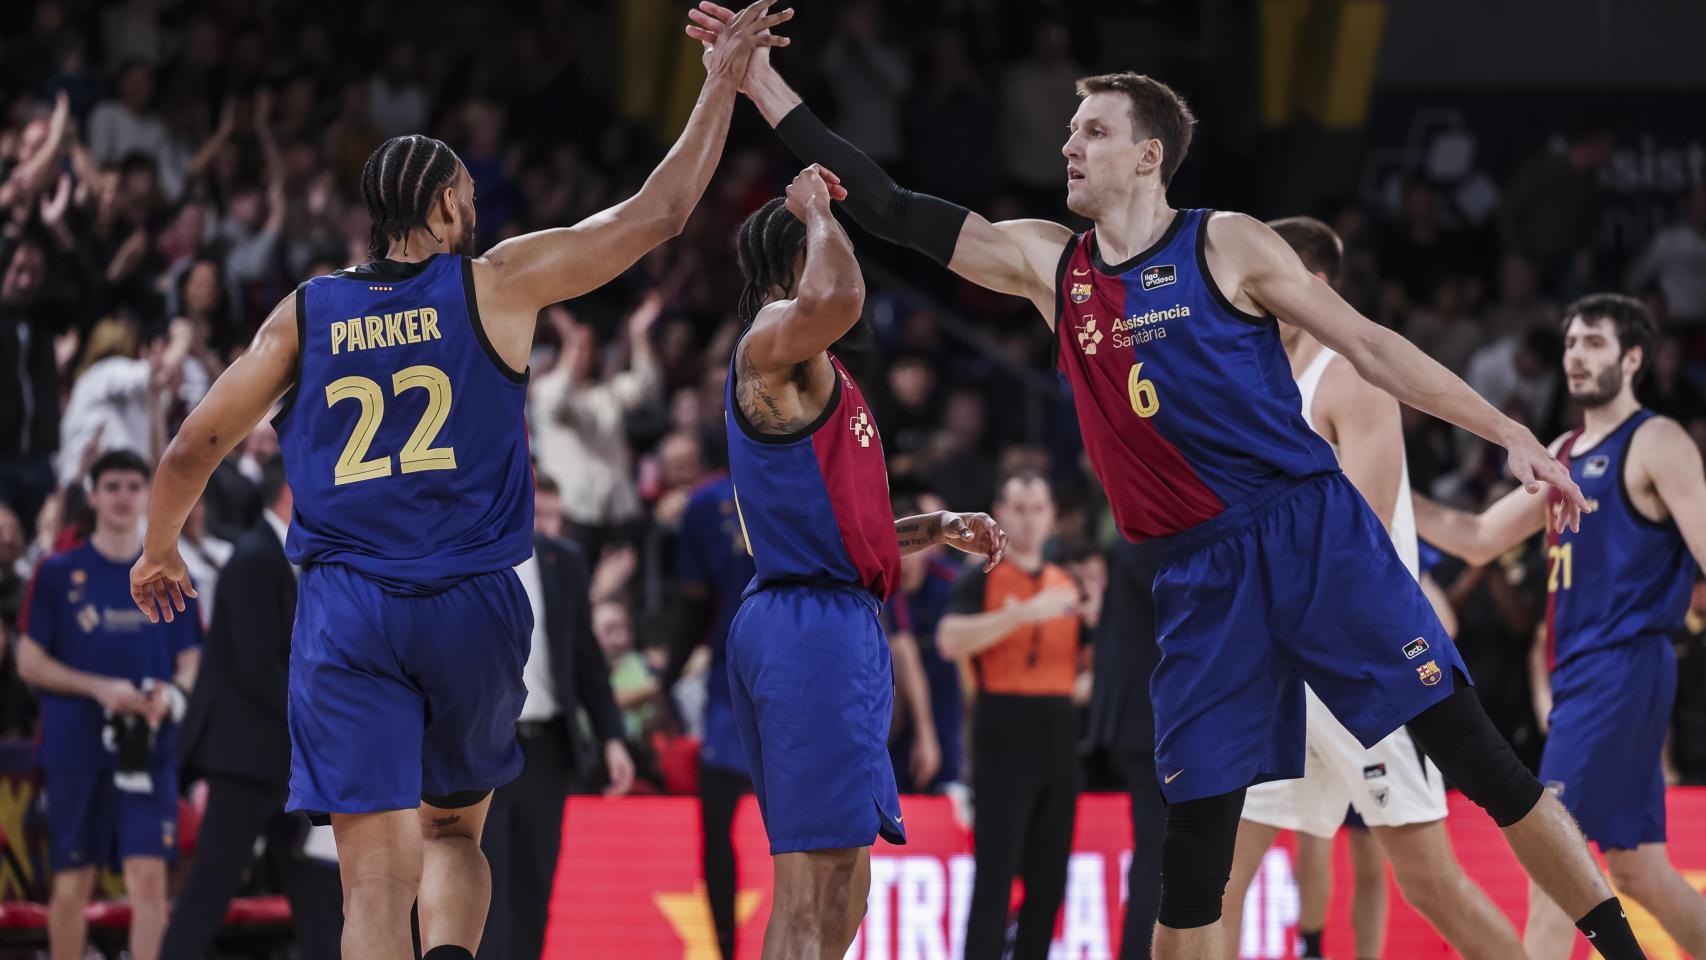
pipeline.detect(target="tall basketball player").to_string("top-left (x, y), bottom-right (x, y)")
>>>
top-left (724, 165), bottom-right (1005, 959)
top-left (1416, 294), bottom-right (1706, 958)
top-left (1220, 218), bottom-right (1522, 959)
top-left (686, 7), bottom-right (1648, 957)
top-left (127, 6), bottom-right (791, 959)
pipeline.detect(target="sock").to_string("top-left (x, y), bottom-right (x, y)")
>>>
top-left (422, 947), bottom-right (474, 960)
top-left (1296, 928), bottom-right (1324, 958)
top-left (1577, 898), bottom-right (1647, 959)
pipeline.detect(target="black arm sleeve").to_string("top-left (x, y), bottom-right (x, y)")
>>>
top-left (774, 104), bottom-right (972, 266)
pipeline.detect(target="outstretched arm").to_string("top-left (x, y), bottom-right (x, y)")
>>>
top-left (689, 5), bottom-right (1071, 319)
top-left (1218, 213), bottom-right (1589, 529)
top-left (479, 1), bottom-right (792, 317)
top-left (1413, 488), bottom-right (1549, 567)
top-left (133, 294), bottom-right (300, 622)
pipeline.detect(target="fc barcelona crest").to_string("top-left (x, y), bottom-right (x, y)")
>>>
top-left (1070, 282), bottom-right (1092, 303)
top-left (1416, 659), bottom-right (1442, 686)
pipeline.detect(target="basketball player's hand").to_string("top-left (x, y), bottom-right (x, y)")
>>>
top-left (1018, 585), bottom-right (1081, 623)
top-left (690, 0), bottom-right (793, 87)
top-left (1506, 436), bottom-right (1590, 532)
top-left (687, 2), bottom-right (789, 94)
top-left (938, 511), bottom-right (1008, 572)
top-left (783, 164), bottom-right (847, 222)
top-left (130, 548), bottom-right (198, 625)
top-left (910, 729), bottom-right (941, 787)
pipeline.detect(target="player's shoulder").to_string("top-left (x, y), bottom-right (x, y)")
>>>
top-left (1629, 412), bottom-right (1697, 464)
top-left (1546, 429), bottom-right (1579, 456)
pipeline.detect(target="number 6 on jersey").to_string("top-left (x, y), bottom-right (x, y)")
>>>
top-left (1128, 362), bottom-right (1160, 418)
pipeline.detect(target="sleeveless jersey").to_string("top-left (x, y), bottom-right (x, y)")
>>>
top-left (1295, 347), bottom-right (1419, 579)
top-left (725, 349), bottom-right (901, 601)
top-left (1545, 409), bottom-right (1694, 664)
top-left (275, 255), bottom-right (533, 595)
top-left (1054, 209), bottom-right (1338, 541)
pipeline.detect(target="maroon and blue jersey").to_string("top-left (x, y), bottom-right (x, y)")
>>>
top-left (274, 255), bottom-right (534, 595)
top-left (1545, 410), bottom-right (1695, 666)
top-left (1054, 209), bottom-right (1338, 541)
top-left (725, 350), bottom-right (901, 601)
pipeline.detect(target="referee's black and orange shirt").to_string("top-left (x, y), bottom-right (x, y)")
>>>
top-left (946, 561), bottom-right (1081, 696)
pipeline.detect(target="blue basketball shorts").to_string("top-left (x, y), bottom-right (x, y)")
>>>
top-left (726, 581), bottom-right (907, 854)
top-left (43, 763), bottom-right (178, 871)
top-left (287, 562), bottom-right (532, 818)
top-left (1150, 472), bottom-right (1467, 803)
top-left (1539, 635), bottom-right (1675, 851)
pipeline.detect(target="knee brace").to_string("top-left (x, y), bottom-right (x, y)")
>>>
top-left (1157, 788), bottom-right (1246, 929)
top-left (1405, 673), bottom-right (1543, 827)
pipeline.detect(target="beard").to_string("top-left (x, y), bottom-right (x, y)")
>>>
top-left (1570, 363), bottom-right (1623, 407)
top-left (453, 214), bottom-right (477, 257)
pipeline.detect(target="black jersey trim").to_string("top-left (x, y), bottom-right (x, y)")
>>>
top-left (1089, 209), bottom-right (1184, 276)
top-left (728, 339), bottom-right (844, 446)
top-left (1615, 411), bottom-right (1670, 530)
top-left (269, 281), bottom-right (311, 429)
top-left (461, 257), bottom-right (528, 384)
top-left (1050, 233), bottom-right (1081, 370)
top-left (332, 255), bottom-right (442, 280)
top-left (1194, 210), bottom-right (1273, 328)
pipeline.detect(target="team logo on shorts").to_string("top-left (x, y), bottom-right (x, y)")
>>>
top-left (1070, 281), bottom-right (1093, 303)
top-left (1076, 316), bottom-right (1103, 355)
top-left (1416, 659), bottom-right (1442, 686)
top-left (849, 407), bottom-right (876, 447)
top-left (1403, 636), bottom-right (1429, 660)
top-left (1141, 264), bottom-right (1177, 290)
top-left (1583, 455), bottom-right (1610, 478)
top-left (1371, 786), bottom-right (1391, 808)
top-left (1363, 763), bottom-right (1387, 780)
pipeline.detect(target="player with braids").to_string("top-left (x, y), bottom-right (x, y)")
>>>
top-left (129, 6), bottom-right (792, 960)
top-left (735, 196), bottom-right (806, 324)
top-left (360, 134), bottom-right (465, 259)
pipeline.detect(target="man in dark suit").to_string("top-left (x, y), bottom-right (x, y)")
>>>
top-left (479, 476), bottom-right (632, 960)
top-left (1087, 538), bottom-right (1166, 960)
top-left (161, 455), bottom-right (343, 960)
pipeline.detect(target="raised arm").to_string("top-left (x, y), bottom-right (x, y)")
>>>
top-left (133, 294), bottom-right (301, 622)
top-left (477, 0), bottom-right (791, 322)
top-left (689, 6), bottom-right (1071, 319)
top-left (1214, 213), bottom-right (1589, 529)
top-left (740, 165), bottom-right (864, 370)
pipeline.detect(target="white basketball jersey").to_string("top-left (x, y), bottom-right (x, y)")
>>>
top-left (1295, 347), bottom-right (1420, 579)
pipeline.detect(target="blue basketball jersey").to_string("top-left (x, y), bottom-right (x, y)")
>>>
top-left (1546, 409), bottom-right (1695, 665)
top-left (1054, 209), bottom-right (1340, 540)
top-left (724, 349), bottom-right (900, 600)
top-left (275, 255), bottom-right (533, 595)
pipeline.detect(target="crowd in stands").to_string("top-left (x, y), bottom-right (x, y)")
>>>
top-left (4, 0), bottom-right (1706, 847)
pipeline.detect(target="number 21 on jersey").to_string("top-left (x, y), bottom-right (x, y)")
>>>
top-left (325, 364), bottom-right (458, 485)
top-left (1547, 542), bottom-right (1573, 592)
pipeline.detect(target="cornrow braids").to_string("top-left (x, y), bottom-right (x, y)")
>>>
top-left (735, 197), bottom-right (807, 324)
top-left (361, 135), bottom-right (460, 260)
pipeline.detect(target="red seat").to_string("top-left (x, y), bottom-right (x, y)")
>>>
top-left (224, 895), bottom-right (292, 925)
top-left (85, 900), bottom-right (133, 928)
top-left (0, 901), bottom-right (50, 930)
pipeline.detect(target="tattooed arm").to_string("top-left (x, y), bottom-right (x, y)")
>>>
top-left (896, 512), bottom-right (1008, 570)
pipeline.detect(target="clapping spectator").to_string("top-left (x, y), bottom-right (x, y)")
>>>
top-left (55, 316), bottom-right (187, 487)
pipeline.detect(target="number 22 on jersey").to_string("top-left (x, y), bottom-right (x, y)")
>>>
top-left (325, 364), bottom-right (458, 485)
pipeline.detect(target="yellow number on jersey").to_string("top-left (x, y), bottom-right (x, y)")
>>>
top-left (1128, 362), bottom-right (1160, 418)
top-left (1546, 543), bottom-right (1573, 592)
top-left (325, 364), bottom-right (458, 485)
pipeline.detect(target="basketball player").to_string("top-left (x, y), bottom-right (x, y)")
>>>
top-left (1221, 218), bottom-right (1522, 959)
top-left (724, 164), bottom-right (1005, 959)
top-left (684, 9), bottom-right (1648, 957)
top-left (1415, 293), bottom-right (1706, 958)
top-left (127, 7), bottom-right (791, 960)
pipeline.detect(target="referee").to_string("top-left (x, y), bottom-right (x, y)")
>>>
top-left (937, 472), bottom-right (1086, 960)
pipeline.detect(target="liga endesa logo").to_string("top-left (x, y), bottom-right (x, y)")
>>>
top-left (546, 792), bottom-right (1706, 959)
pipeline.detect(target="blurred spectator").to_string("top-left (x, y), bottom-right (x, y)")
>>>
top-left (87, 60), bottom-right (187, 201)
top-left (1403, 278), bottom-right (1482, 376)
top-left (999, 22), bottom-right (1083, 208)
top-left (202, 423), bottom-right (277, 543)
top-left (1465, 327), bottom-right (1564, 438)
top-left (1483, 255), bottom-right (1556, 342)
top-left (1626, 184), bottom-right (1706, 327)
top-left (529, 295), bottom-right (662, 558)
top-left (1640, 333), bottom-right (1706, 429)
top-left (55, 317), bottom-right (187, 487)
top-left (821, 0), bottom-right (912, 163)
top-left (0, 236), bottom-right (65, 523)
top-left (0, 504), bottom-right (24, 628)
top-left (368, 43), bottom-right (430, 139)
top-left (907, 31), bottom-right (999, 206)
top-left (1500, 130), bottom-right (1615, 285)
